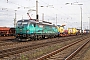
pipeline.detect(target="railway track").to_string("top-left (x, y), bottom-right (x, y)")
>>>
top-left (0, 35), bottom-right (88, 59)
top-left (0, 35), bottom-right (87, 47)
top-left (0, 38), bottom-right (79, 58)
top-left (65, 39), bottom-right (89, 60)
top-left (36, 36), bottom-right (90, 60)
top-left (0, 35), bottom-right (84, 48)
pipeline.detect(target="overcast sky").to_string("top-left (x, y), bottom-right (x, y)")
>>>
top-left (0, 0), bottom-right (90, 30)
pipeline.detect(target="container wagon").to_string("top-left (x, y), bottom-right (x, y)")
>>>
top-left (68, 28), bottom-right (78, 35)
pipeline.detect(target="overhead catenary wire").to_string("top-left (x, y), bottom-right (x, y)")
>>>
top-left (0, 0), bottom-right (90, 28)
top-left (40, 0), bottom-right (73, 20)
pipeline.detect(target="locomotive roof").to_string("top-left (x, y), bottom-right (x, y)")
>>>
top-left (39, 22), bottom-right (57, 27)
top-left (17, 19), bottom-right (39, 23)
top-left (17, 19), bottom-right (57, 27)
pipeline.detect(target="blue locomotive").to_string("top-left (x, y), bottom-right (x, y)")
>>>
top-left (15, 19), bottom-right (58, 41)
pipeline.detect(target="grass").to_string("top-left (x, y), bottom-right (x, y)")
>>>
top-left (12, 39), bottom-right (76, 60)
top-left (18, 43), bottom-right (63, 59)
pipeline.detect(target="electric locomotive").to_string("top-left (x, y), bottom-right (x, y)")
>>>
top-left (15, 19), bottom-right (58, 41)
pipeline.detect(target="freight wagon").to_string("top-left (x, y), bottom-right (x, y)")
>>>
top-left (9, 28), bottom-right (15, 36)
top-left (83, 29), bottom-right (89, 34)
top-left (68, 28), bottom-right (78, 35)
top-left (57, 25), bottom-right (69, 37)
top-left (57, 25), bottom-right (64, 36)
top-left (0, 27), bottom-right (15, 36)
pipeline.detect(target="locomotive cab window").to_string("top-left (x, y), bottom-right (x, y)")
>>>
top-left (34, 24), bottom-right (36, 27)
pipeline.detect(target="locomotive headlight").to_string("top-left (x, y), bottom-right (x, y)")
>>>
top-left (26, 30), bottom-right (29, 33)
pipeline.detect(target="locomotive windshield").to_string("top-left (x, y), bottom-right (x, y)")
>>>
top-left (17, 21), bottom-right (29, 27)
top-left (16, 19), bottom-right (30, 27)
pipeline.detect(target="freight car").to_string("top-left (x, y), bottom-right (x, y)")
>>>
top-left (68, 28), bottom-right (78, 35)
top-left (9, 28), bottom-right (15, 36)
top-left (84, 29), bottom-right (89, 34)
top-left (57, 25), bottom-right (66, 36)
top-left (57, 25), bottom-right (71, 37)
top-left (57, 27), bottom-right (80, 37)
top-left (15, 19), bottom-right (58, 41)
top-left (0, 27), bottom-right (15, 36)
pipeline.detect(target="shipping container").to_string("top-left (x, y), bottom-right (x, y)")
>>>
top-left (68, 28), bottom-right (78, 35)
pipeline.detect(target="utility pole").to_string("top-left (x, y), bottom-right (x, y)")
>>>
top-left (56, 14), bottom-right (57, 25)
top-left (22, 15), bottom-right (23, 19)
top-left (88, 17), bottom-right (90, 32)
top-left (14, 10), bottom-right (17, 28)
top-left (7, 0), bottom-right (8, 3)
top-left (65, 3), bottom-right (83, 35)
top-left (36, 0), bottom-right (38, 20)
top-left (42, 13), bottom-right (44, 21)
top-left (80, 7), bottom-right (82, 34)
